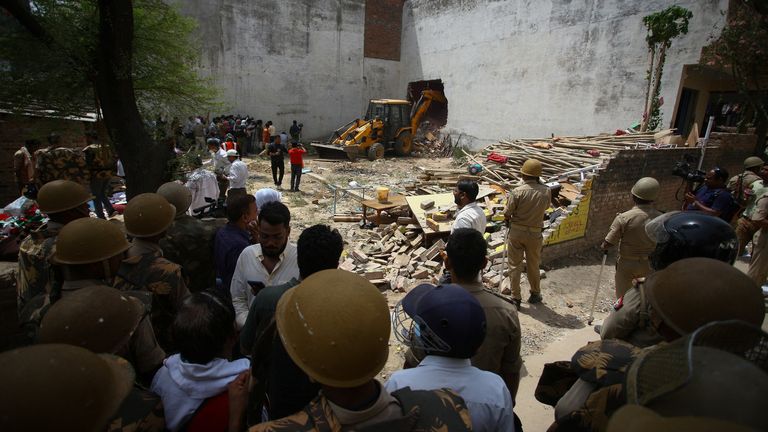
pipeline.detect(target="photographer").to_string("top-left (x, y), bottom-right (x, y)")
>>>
top-left (683, 167), bottom-right (737, 222)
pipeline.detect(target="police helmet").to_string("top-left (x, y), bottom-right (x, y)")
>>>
top-left (645, 212), bottom-right (737, 270)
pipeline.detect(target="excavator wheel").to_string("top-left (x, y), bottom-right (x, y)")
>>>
top-left (367, 142), bottom-right (385, 161)
top-left (394, 131), bottom-right (412, 156)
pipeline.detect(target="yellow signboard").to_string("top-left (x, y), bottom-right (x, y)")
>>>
top-left (543, 178), bottom-right (592, 246)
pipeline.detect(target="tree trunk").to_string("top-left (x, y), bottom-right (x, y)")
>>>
top-left (644, 43), bottom-right (668, 132)
top-left (94, 0), bottom-right (169, 199)
top-left (640, 46), bottom-right (656, 132)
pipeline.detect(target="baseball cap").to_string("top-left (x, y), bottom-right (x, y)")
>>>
top-left (226, 149), bottom-right (239, 157)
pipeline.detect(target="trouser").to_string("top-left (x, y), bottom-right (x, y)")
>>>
top-left (290, 164), bottom-right (302, 190)
top-left (507, 226), bottom-right (543, 300)
top-left (90, 177), bottom-right (114, 219)
top-left (194, 136), bottom-right (205, 150)
top-left (736, 217), bottom-right (758, 256)
top-left (217, 175), bottom-right (229, 198)
top-left (271, 159), bottom-right (284, 186)
top-left (614, 257), bottom-right (651, 299)
top-left (227, 187), bottom-right (247, 207)
top-left (747, 229), bottom-right (768, 285)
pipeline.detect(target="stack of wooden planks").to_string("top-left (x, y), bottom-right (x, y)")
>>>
top-left (470, 133), bottom-right (661, 186)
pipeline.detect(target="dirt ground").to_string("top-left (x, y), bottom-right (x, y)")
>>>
top-left (242, 153), bottom-right (619, 427)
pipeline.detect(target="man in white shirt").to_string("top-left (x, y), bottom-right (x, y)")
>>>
top-left (452, 180), bottom-right (487, 234)
top-left (225, 149), bottom-right (248, 203)
top-left (387, 283), bottom-right (515, 432)
top-left (185, 156), bottom-right (220, 216)
top-left (230, 201), bottom-right (299, 328)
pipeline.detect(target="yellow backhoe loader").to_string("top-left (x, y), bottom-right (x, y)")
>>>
top-left (311, 90), bottom-right (447, 161)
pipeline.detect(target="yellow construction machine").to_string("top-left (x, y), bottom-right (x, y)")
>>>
top-left (311, 90), bottom-right (447, 161)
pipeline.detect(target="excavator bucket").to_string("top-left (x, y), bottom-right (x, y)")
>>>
top-left (310, 142), bottom-right (358, 160)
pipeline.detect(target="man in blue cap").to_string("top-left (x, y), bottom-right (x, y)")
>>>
top-left (387, 283), bottom-right (515, 432)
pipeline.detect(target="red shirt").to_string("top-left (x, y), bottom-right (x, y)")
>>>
top-left (262, 128), bottom-right (270, 143)
top-left (288, 147), bottom-right (306, 166)
top-left (222, 140), bottom-right (237, 151)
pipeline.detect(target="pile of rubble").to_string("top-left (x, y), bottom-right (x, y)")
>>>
top-left (411, 131), bottom-right (453, 158)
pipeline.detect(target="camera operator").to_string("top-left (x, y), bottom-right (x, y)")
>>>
top-left (683, 167), bottom-right (737, 222)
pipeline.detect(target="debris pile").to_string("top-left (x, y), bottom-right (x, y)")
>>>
top-left (469, 133), bottom-right (660, 186)
top-left (411, 131), bottom-right (453, 158)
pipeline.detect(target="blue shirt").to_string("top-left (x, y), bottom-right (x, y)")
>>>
top-left (687, 185), bottom-right (734, 220)
top-left (214, 223), bottom-right (251, 293)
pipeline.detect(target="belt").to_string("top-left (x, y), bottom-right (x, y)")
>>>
top-left (510, 223), bottom-right (542, 233)
top-left (619, 254), bottom-right (649, 261)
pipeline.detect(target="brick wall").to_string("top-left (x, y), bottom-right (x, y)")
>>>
top-left (0, 114), bottom-right (90, 206)
top-left (364, 0), bottom-right (405, 60)
top-left (543, 133), bottom-right (758, 264)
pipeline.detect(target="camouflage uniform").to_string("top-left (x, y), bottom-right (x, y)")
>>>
top-left (34, 147), bottom-right (90, 188)
top-left (249, 384), bottom-right (472, 432)
top-left (114, 240), bottom-right (190, 351)
top-left (548, 339), bottom-right (647, 432)
top-left (108, 386), bottom-right (166, 432)
top-left (159, 215), bottom-right (224, 293)
top-left (16, 221), bottom-right (63, 316)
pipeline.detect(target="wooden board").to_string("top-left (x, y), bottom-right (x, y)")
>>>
top-left (405, 187), bottom-right (497, 234)
top-left (360, 194), bottom-right (408, 211)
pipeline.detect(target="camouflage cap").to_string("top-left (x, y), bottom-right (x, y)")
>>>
top-left (39, 285), bottom-right (145, 354)
top-left (0, 344), bottom-right (134, 432)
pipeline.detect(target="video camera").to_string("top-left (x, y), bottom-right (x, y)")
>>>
top-left (193, 197), bottom-right (226, 219)
top-left (672, 154), bottom-right (705, 183)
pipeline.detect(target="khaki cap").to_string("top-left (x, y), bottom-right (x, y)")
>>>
top-left (0, 344), bottom-right (134, 432)
top-left (36, 180), bottom-right (93, 214)
top-left (276, 269), bottom-right (390, 388)
top-left (744, 156), bottom-right (764, 169)
top-left (39, 285), bottom-right (145, 354)
top-left (157, 182), bottom-right (193, 216)
top-left (123, 193), bottom-right (176, 238)
top-left (53, 217), bottom-right (130, 264)
top-left (643, 258), bottom-right (765, 336)
top-left (631, 177), bottom-right (660, 201)
top-left (521, 158), bottom-right (543, 177)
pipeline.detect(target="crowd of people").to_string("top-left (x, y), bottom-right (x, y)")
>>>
top-left (6, 135), bottom-right (768, 431)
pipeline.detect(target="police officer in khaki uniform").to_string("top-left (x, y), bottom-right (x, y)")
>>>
top-left (600, 257), bottom-right (764, 348)
top-left (0, 344), bottom-right (134, 432)
top-left (157, 182), bottom-right (223, 293)
top-left (727, 156), bottom-right (763, 197)
top-left (601, 177), bottom-right (661, 299)
top-left (504, 158), bottom-right (551, 307)
top-left (235, 269), bottom-right (473, 431)
top-left (747, 188), bottom-right (768, 285)
top-left (114, 193), bottom-right (190, 351)
top-left (17, 180), bottom-right (91, 315)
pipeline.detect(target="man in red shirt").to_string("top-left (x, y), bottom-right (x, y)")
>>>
top-left (288, 141), bottom-right (306, 192)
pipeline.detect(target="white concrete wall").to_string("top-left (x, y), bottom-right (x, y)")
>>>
top-left (177, 0), bottom-right (401, 141)
top-left (400, 0), bottom-right (729, 148)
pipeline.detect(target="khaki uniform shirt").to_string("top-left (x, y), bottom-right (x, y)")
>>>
top-left (17, 222), bottom-right (63, 315)
top-left (504, 180), bottom-right (551, 228)
top-left (727, 171), bottom-right (761, 193)
top-left (604, 204), bottom-right (661, 258)
top-left (751, 192), bottom-right (768, 223)
top-left (599, 283), bottom-right (663, 348)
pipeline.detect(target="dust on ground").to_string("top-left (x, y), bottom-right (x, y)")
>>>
top-left (242, 153), bottom-right (618, 381)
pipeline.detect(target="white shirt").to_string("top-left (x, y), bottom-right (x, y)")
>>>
top-left (211, 149), bottom-right (230, 174)
top-left (385, 356), bottom-right (514, 432)
top-left (226, 160), bottom-right (248, 189)
top-left (185, 168), bottom-right (220, 215)
top-left (452, 201), bottom-right (487, 234)
top-left (230, 243), bottom-right (299, 328)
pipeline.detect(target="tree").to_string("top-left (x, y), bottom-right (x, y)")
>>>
top-left (640, 6), bottom-right (693, 132)
top-left (701, 0), bottom-right (768, 153)
top-left (0, 0), bottom-right (219, 197)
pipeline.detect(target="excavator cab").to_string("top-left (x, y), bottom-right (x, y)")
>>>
top-left (311, 90), bottom-right (446, 161)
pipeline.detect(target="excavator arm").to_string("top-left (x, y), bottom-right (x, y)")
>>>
top-left (409, 89), bottom-right (447, 133)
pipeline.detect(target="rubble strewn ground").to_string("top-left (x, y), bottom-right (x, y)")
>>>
top-left (243, 153), bottom-right (618, 387)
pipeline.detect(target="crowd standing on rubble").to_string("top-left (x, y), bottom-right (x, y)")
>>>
top-left (4, 124), bottom-right (768, 431)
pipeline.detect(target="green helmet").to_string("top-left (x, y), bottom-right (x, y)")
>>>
top-left (631, 177), bottom-right (660, 201)
top-left (123, 193), bottom-right (176, 238)
top-left (744, 156), bottom-right (764, 169)
top-left (39, 285), bottom-right (145, 354)
top-left (36, 180), bottom-right (92, 214)
top-left (157, 182), bottom-right (192, 217)
top-left (276, 269), bottom-right (390, 388)
top-left (625, 321), bottom-right (768, 431)
top-left (643, 258), bottom-right (765, 337)
top-left (0, 344), bottom-right (134, 432)
top-left (53, 218), bottom-right (130, 264)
